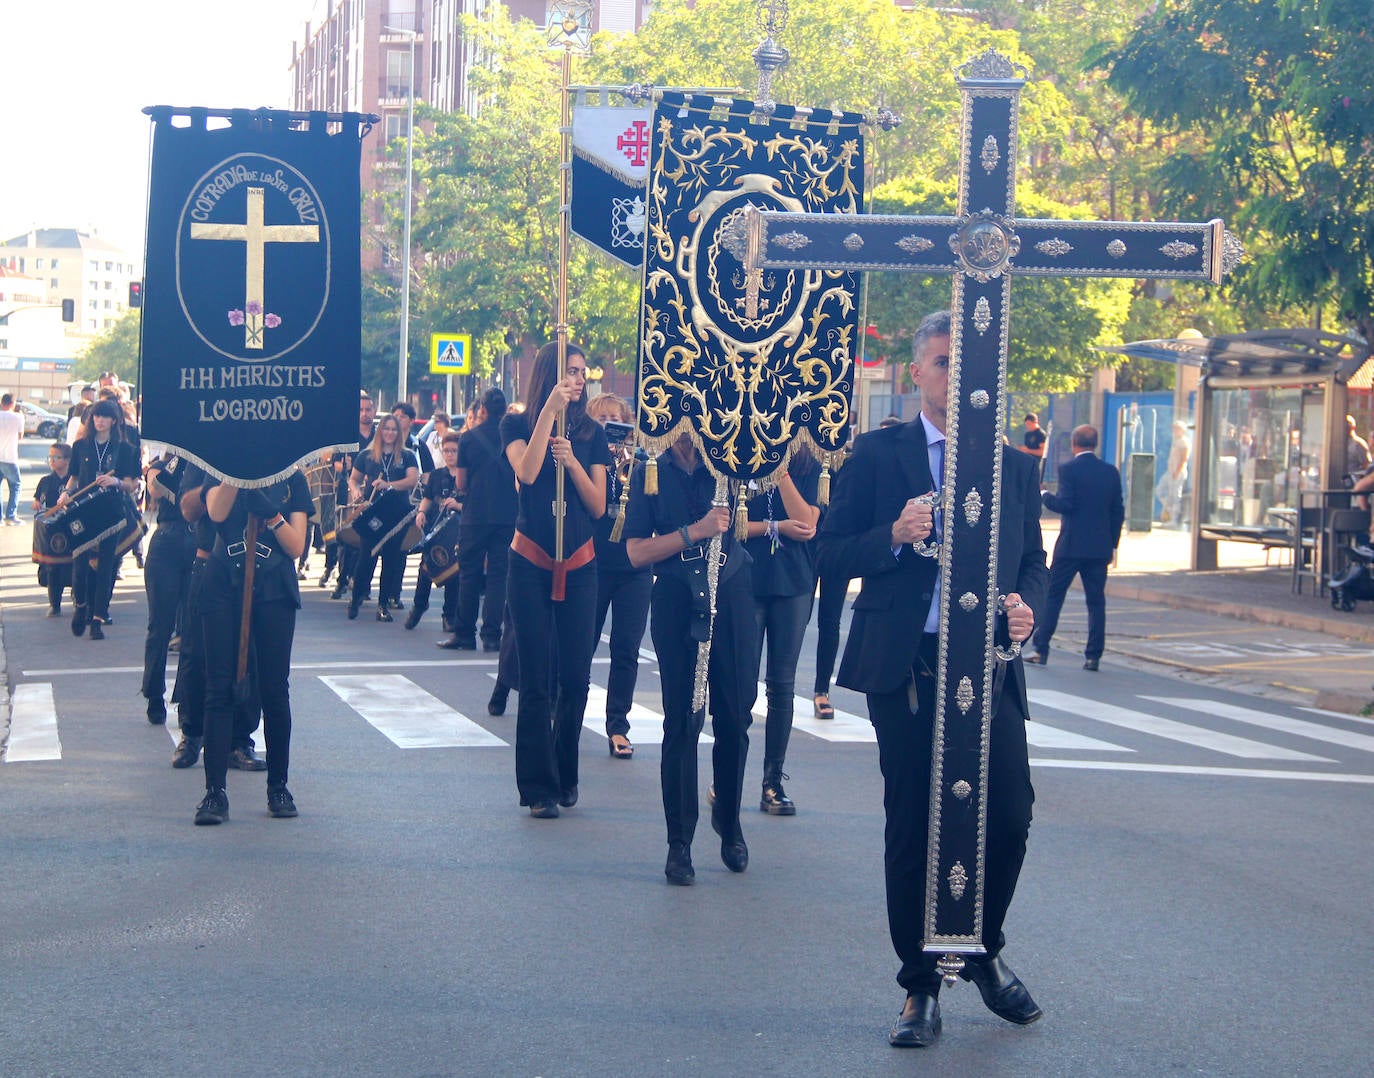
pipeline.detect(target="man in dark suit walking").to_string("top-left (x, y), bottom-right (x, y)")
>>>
top-left (819, 311), bottom-right (1047, 1048)
top-left (1026, 424), bottom-right (1124, 671)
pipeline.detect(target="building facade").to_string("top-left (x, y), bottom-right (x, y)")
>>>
top-left (0, 228), bottom-right (141, 337)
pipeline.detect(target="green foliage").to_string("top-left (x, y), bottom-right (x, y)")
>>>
top-left (864, 177), bottom-right (1134, 392)
top-left (81, 310), bottom-right (141, 385)
top-left (1103, 0), bottom-right (1374, 342)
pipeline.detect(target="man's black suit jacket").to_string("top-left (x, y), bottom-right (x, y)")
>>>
top-left (817, 418), bottom-right (1048, 711)
top-left (1042, 451), bottom-right (1124, 562)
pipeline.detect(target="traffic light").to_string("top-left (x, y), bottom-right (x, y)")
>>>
top-left (128, 280), bottom-right (143, 308)
top-left (61, 298), bottom-right (74, 322)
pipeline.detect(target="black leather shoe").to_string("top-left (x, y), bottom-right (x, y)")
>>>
top-left (71, 605), bottom-right (88, 637)
top-left (404, 606), bottom-right (426, 630)
top-left (228, 745), bottom-right (267, 772)
top-left (959, 955), bottom-right (1043, 1025)
top-left (558, 785), bottom-right (578, 808)
top-left (347, 601), bottom-right (360, 620)
top-left (529, 800), bottom-right (560, 819)
top-left (1024, 652), bottom-right (1047, 666)
top-left (88, 620), bottom-right (105, 640)
top-left (388, 598), bottom-right (405, 611)
top-left (487, 686), bottom-right (509, 716)
top-left (721, 835), bottom-right (749, 873)
top-left (267, 784), bottom-right (298, 818)
top-left (330, 582), bottom-right (348, 600)
top-left (889, 993), bottom-right (941, 1047)
top-left (376, 607), bottom-right (393, 623)
top-left (1083, 658), bottom-right (1100, 671)
top-left (172, 735), bottom-right (202, 769)
top-left (665, 841), bottom-right (695, 885)
top-left (436, 636), bottom-right (476, 650)
top-left (146, 698), bottom-right (167, 725)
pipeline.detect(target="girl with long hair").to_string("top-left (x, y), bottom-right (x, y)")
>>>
top-left (345, 413), bottom-right (418, 621)
top-left (501, 342), bottom-right (610, 818)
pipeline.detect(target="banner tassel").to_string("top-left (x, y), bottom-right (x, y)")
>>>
top-left (644, 453), bottom-right (659, 495)
top-left (609, 484), bottom-right (630, 542)
top-left (734, 490), bottom-right (750, 541)
top-left (818, 453), bottom-right (831, 508)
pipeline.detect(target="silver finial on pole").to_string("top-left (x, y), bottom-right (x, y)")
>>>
top-left (752, 0), bottom-right (790, 115)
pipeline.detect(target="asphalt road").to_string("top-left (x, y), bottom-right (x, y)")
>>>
top-left (2, 530), bottom-right (1373, 1076)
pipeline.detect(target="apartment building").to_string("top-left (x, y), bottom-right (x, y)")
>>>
top-left (0, 228), bottom-right (141, 337)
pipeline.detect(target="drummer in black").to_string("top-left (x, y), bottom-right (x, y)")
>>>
top-left (406, 430), bottom-right (463, 631)
top-left (624, 433), bottom-right (758, 884)
top-left (32, 443), bottom-right (73, 616)
top-left (140, 455), bottom-right (197, 725)
top-left (327, 396), bottom-right (376, 597)
top-left (502, 342), bottom-right (610, 818)
top-left (345, 413), bottom-right (418, 621)
top-left (62, 398), bottom-right (140, 640)
top-left (194, 471), bottom-right (313, 825)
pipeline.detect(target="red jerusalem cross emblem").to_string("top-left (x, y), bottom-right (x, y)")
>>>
top-left (616, 120), bottom-right (650, 168)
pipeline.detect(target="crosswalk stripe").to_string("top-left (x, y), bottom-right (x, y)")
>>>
top-left (766, 691), bottom-right (876, 743)
top-left (322, 674), bottom-right (506, 748)
top-left (1029, 689), bottom-right (1334, 762)
top-left (4, 684), bottom-right (61, 762)
top-left (1144, 696), bottom-right (1374, 754)
top-left (1025, 721), bottom-right (1132, 752)
top-left (498, 676), bottom-right (715, 745)
top-left (1030, 758), bottom-right (1374, 785)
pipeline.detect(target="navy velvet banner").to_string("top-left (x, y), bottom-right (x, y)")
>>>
top-left (139, 108), bottom-right (367, 486)
top-left (636, 93), bottom-right (865, 484)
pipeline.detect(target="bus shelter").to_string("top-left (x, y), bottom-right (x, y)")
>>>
top-left (1100, 329), bottom-right (1371, 572)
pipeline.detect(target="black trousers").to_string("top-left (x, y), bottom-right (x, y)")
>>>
top-left (171, 558), bottom-right (261, 748)
top-left (754, 589), bottom-right (813, 769)
top-left (868, 636), bottom-right (1034, 995)
top-left (72, 535), bottom-right (118, 622)
top-left (201, 594), bottom-right (297, 791)
top-left (350, 532), bottom-right (403, 606)
top-left (650, 566), bottom-right (758, 847)
top-left (813, 571), bottom-right (847, 696)
top-left (592, 567), bottom-right (651, 738)
top-left (1032, 555), bottom-right (1109, 661)
top-left (507, 553), bottom-right (597, 805)
top-left (43, 563), bottom-right (72, 612)
top-left (456, 522), bottom-right (513, 646)
top-left (411, 567), bottom-right (458, 626)
top-left (141, 523), bottom-right (194, 705)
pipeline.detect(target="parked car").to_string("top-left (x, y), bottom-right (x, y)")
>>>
top-left (15, 401), bottom-right (67, 440)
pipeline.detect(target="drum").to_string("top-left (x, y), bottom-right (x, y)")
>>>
top-left (340, 493), bottom-right (412, 557)
top-left (38, 487), bottom-right (130, 558)
top-left (32, 506), bottom-right (73, 581)
top-left (415, 511), bottom-right (462, 585)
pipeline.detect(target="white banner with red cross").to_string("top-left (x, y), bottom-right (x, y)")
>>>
top-left (570, 103), bottom-right (654, 267)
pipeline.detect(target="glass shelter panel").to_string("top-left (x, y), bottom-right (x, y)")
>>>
top-left (1203, 385), bottom-right (1324, 526)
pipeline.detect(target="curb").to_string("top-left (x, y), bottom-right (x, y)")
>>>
top-left (1105, 578), bottom-right (1374, 644)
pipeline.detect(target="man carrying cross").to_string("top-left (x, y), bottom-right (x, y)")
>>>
top-left (819, 310), bottom-right (1046, 1047)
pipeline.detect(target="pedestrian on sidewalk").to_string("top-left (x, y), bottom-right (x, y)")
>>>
top-left (0, 393), bottom-right (25, 525)
top-left (1026, 424), bottom-right (1124, 672)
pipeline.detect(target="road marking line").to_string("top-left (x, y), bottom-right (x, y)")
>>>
top-left (1030, 758), bottom-right (1374, 785)
top-left (768, 690), bottom-right (877, 743)
top-left (4, 684), bottom-right (61, 762)
top-left (1301, 706), bottom-right (1374, 722)
top-left (581, 686), bottom-right (686, 745)
top-left (23, 658), bottom-right (616, 677)
top-left (1029, 689), bottom-right (1334, 762)
top-left (321, 674), bottom-right (506, 748)
top-left (1025, 721), bottom-right (1132, 752)
top-left (1143, 696), bottom-right (1374, 754)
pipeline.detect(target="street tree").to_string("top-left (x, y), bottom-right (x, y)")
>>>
top-left (79, 309), bottom-right (140, 385)
top-left (1102, 0), bottom-right (1374, 344)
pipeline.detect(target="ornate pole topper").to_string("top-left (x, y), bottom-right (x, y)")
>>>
top-left (138, 107), bottom-right (373, 486)
top-left (744, 49), bottom-right (1241, 980)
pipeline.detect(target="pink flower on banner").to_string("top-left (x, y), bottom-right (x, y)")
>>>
top-left (264, 313), bottom-right (282, 329)
top-left (228, 309), bottom-right (246, 326)
top-left (246, 300), bottom-right (263, 316)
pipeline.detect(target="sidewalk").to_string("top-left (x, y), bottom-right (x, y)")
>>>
top-left (1042, 519), bottom-right (1374, 715)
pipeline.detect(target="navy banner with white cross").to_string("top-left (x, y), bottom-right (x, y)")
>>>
top-left (138, 108), bottom-right (369, 486)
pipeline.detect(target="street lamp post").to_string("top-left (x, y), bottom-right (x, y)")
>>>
top-left (385, 24), bottom-right (417, 408)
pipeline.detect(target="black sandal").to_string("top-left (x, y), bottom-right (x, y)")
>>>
top-left (609, 734), bottom-right (634, 759)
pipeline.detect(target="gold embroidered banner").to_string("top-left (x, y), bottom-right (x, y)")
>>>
top-left (636, 93), bottom-right (864, 484)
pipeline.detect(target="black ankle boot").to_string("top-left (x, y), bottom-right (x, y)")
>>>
top-left (761, 764), bottom-right (796, 816)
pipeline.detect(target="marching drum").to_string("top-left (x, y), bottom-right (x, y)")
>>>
top-left (38, 486), bottom-right (138, 554)
top-left (414, 510), bottom-right (462, 585)
top-left (305, 462), bottom-right (337, 540)
top-left (338, 493), bottom-right (413, 557)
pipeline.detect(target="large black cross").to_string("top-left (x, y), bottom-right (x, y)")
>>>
top-left (744, 48), bottom-right (1240, 976)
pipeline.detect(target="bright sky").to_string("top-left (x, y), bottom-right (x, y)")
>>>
top-left (1, 0), bottom-right (322, 256)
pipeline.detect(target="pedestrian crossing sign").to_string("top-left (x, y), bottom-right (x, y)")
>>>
top-left (429, 333), bottom-right (472, 375)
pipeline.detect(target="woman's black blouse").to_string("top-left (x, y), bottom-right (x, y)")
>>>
top-left (500, 411), bottom-right (610, 559)
top-left (744, 457), bottom-right (820, 598)
top-left (68, 437), bottom-right (140, 488)
top-left (201, 471), bottom-right (315, 609)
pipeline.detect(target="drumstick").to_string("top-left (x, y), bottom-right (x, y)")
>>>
top-left (234, 511), bottom-right (261, 705)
